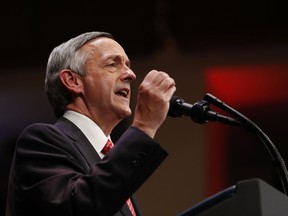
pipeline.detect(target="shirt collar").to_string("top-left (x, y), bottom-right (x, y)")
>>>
top-left (63, 110), bottom-right (110, 158)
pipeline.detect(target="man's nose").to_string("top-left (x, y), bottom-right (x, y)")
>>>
top-left (122, 68), bottom-right (136, 83)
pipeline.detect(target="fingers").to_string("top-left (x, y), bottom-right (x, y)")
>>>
top-left (132, 70), bottom-right (176, 138)
top-left (139, 70), bottom-right (176, 100)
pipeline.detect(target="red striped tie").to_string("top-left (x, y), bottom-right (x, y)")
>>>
top-left (101, 139), bottom-right (137, 216)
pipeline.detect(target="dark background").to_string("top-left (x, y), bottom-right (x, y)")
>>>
top-left (1, 0), bottom-right (288, 215)
top-left (1, 0), bottom-right (288, 68)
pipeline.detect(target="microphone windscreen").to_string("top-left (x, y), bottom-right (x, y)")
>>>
top-left (168, 96), bottom-right (182, 117)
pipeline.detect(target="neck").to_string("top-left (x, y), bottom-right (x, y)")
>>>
top-left (65, 105), bottom-right (120, 136)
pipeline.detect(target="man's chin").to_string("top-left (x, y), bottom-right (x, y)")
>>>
top-left (117, 108), bottom-right (132, 119)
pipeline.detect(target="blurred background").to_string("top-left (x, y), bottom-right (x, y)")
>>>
top-left (1, 0), bottom-right (288, 215)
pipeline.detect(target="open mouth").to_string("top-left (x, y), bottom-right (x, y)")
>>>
top-left (115, 89), bottom-right (129, 98)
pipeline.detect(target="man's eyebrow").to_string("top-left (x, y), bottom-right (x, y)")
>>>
top-left (105, 54), bottom-right (131, 67)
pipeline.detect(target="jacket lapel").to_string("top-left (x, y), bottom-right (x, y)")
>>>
top-left (55, 117), bottom-right (101, 166)
top-left (55, 117), bottom-right (141, 216)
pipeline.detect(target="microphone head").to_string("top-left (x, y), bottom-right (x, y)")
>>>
top-left (168, 96), bottom-right (183, 117)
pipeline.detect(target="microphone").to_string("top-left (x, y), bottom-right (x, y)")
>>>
top-left (168, 96), bottom-right (241, 126)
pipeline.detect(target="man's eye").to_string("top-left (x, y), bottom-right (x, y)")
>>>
top-left (107, 62), bottom-right (117, 67)
top-left (106, 62), bottom-right (118, 72)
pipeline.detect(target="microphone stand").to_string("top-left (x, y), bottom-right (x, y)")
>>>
top-left (203, 93), bottom-right (288, 196)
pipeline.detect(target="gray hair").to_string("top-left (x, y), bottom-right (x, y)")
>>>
top-left (44, 31), bottom-right (113, 118)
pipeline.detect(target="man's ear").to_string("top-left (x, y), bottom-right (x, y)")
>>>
top-left (59, 70), bottom-right (83, 94)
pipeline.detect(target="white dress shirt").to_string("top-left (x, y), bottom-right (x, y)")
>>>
top-left (63, 110), bottom-right (112, 159)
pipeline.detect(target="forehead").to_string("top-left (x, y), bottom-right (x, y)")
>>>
top-left (83, 37), bottom-right (129, 61)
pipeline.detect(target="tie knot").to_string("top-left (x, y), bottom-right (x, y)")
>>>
top-left (101, 139), bottom-right (113, 155)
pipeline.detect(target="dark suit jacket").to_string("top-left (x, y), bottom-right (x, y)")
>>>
top-left (6, 117), bottom-right (168, 216)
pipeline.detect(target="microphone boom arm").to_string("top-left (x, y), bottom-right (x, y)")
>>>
top-left (204, 93), bottom-right (288, 195)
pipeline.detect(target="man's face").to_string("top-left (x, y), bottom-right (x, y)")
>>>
top-left (80, 37), bottom-right (136, 125)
